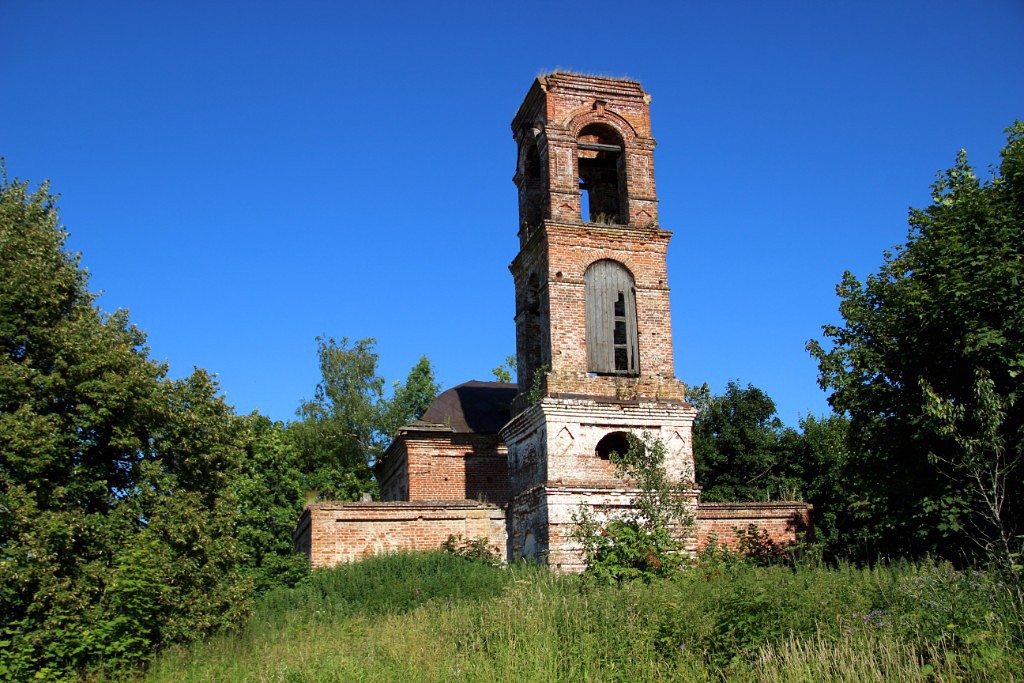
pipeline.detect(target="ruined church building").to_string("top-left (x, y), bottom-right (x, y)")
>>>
top-left (294, 74), bottom-right (811, 572)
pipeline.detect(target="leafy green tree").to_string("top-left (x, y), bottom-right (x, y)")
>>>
top-left (922, 368), bottom-right (1022, 592)
top-left (292, 337), bottom-right (438, 501)
top-left (491, 355), bottom-right (517, 383)
top-left (689, 380), bottom-right (860, 560)
top-left (378, 355), bottom-right (440, 441)
top-left (1, 173), bottom-right (159, 677)
top-left (782, 413), bottom-right (852, 559)
top-left (292, 336), bottom-right (385, 500)
top-left (233, 414), bottom-right (308, 593)
top-left (808, 122), bottom-right (1024, 564)
top-left (139, 370), bottom-right (252, 644)
top-left (690, 380), bottom-right (803, 502)
top-left (0, 171), bottom-right (251, 678)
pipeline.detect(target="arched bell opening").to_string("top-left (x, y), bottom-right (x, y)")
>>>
top-left (577, 123), bottom-right (627, 225)
top-left (519, 139), bottom-right (546, 232)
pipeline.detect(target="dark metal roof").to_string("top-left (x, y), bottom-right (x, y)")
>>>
top-left (413, 380), bottom-right (517, 434)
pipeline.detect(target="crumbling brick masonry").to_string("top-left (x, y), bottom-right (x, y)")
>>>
top-left (294, 73), bottom-right (813, 571)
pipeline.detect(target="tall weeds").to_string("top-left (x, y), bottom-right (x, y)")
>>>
top-left (143, 553), bottom-right (1024, 682)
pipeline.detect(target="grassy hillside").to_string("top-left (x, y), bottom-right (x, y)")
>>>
top-left (143, 552), bottom-right (1024, 682)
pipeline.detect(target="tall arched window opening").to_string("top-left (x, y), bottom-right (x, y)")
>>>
top-left (585, 260), bottom-right (639, 375)
top-left (520, 142), bottom-right (545, 230)
top-left (577, 123), bottom-right (626, 224)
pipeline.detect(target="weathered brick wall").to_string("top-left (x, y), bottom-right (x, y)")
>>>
top-left (512, 74), bottom-right (658, 230)
top-left (509, 74), bottom-right (681, 403)
top-left (502, 400), bottom-right (696, 496)
top-left (406, 434), bottom-right (511, 505)
top-left (525, 497), bottom-right (811, 573)
top-left (293, 499), bottom-right (813, 571)
top-left (502, 398), bottom-right (698, 567)
top-left (511, 242), bottom-right (551, 399)
top-left (510, 223), bottom-right (685, 409)
top-left (507, 485), bottom-right (548, 562)
top-left (295, 501), bottom-right (508, 568)
top-left (378, 432), bottom-right (511, 505)
top-left (543, 221), bottom-right (678, 382)
top-left (695, 502), bottom-right (813, 550)
top-left (544, 486), bottom-right (699, 573)
top-left (377, 438), bottom-right (409, 501)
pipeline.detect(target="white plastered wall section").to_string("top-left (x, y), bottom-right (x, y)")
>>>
top-left (501, 397), bottom-right (698, 572)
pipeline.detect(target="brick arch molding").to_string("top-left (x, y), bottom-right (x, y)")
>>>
top-left (566, 108), bottom-right (638, 146)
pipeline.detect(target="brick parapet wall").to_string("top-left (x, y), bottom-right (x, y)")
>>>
top-left (294, 498), bottom-right (813, 571)
top-left (295, 501), bottom-right (508, 568)
top-left (695, 502), bottom-right (813, 550)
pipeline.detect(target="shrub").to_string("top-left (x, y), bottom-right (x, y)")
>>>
top-left (440, 534), bottom-right (503, 567)
top-left (571, 432), bottom-right (693, 584)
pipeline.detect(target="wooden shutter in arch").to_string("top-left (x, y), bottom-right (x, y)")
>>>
top-left (585, 260), bottom-right (639, 375)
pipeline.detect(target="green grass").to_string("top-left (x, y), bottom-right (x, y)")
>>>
top-left (142, 553), bottom-right (1024, 682)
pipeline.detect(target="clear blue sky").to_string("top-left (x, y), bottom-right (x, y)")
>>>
top-left (3, 1), bottom-right (1022, 426)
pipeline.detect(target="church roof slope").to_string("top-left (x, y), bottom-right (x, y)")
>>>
top-left (413, 380), bottom-right (517, 434)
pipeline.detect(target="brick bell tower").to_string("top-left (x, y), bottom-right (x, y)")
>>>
top-left (500, 73), bottom-right (698, 570)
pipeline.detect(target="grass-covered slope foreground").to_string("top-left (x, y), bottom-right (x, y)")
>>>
top-left (145, 552), bottom-right (1024, 682)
